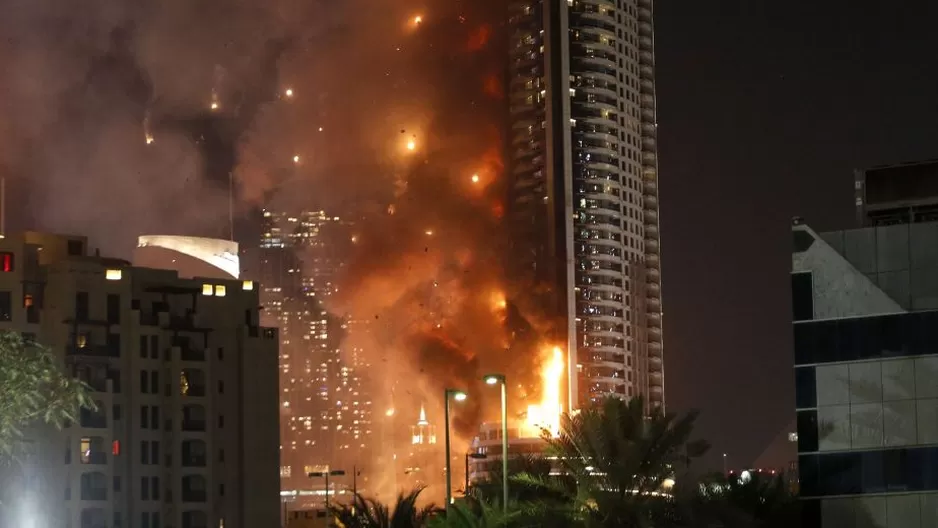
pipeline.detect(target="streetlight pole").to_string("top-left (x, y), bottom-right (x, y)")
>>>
top-left (444, 388), bottom-right (468, 508)
top-left (723, 453), bottom-right (728, 475)
top-left (483, 373), bottom-right (509, 512)
top-left (308, 469), bottom-right (346, 512)
top-left (465, 452), bottom-right (488, 494)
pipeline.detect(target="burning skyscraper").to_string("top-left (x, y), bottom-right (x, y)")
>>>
top-left (505, 0), bottom-right (664, 410)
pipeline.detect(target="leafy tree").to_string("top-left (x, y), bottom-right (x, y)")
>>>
top-left (0, 332), bottom-right (93, 455)
top-left (546, 396), bottom-right (709, 528)
top-left (331, 487), bottom-right (439, 528)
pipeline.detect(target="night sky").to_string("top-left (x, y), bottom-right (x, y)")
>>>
top-left (655, 0), bottom-right (938, 470)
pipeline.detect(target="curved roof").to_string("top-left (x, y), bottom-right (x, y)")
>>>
top-left (137, 235), bottom-right (239, 278)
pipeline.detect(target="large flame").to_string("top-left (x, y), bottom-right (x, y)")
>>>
top-left (526, 346), bottom-right (565, 438)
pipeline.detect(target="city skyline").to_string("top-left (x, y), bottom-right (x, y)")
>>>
top-left (0, 0), bottom-right (936, 483)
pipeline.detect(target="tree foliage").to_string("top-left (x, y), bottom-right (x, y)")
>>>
top-left (0, 331), bottom-right (93, 455)
top-left (546, 396), bottom-right (709, 527)
top-left (331, 486), bottom-right (440, 528)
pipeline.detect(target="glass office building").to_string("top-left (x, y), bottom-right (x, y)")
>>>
top-left (792, 218), bottom-right (938, 527)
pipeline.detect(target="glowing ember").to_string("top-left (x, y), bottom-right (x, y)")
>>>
top-left (414, 15), bottom-right (423, 24)
top-left (145, 134), bottom-right (154, 145)
top-left (407, 140), bottom-right (416, 151)
top-left (293, 155), bottom-right (300, 163)
top-left (285, 88), bottom-right (294, 97)
top-left (526, 346), bottom-right (564, 437)
top-left (210, 102), bottom-right (219, 111)
top-left (471, 173), bottom-right (480, 184)
top-left (491, 290), bottom-right (507, 311)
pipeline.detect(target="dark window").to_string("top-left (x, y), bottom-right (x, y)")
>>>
top-left (794, 367), bottom-right (816, 409)
top-left (150, 336), bottom-right (159, 358)
top-left (113, 476), bottom-right (121, 491)
top-left (796, 410), bottom-right (818, 453)
top-left (67, 239), bottom-right (83, 256)
top-left (112, 405), bottom-right (121, 421)
top-left (151, 371), bottom-right (159, 391)
top-left (218, 449), bottom-right (225, 463)
top-left (140, 336), bottom-right (148, 358)
top-left (140, 371), bottom-right (149, 393)
top-left (151, 477), bottom-right (160, 500)
top-left (218, 415), bottom-right (224, 429)
top-left (75, 292), bottom-right (89, 321)
top-left (151, 441), bottom-right (159, 464)
top-left (217, 347), bottom-right (224, 360)
top-left (0, 252), bottom-right (14, 272)
top-left (107, 294), bottom-right (120, 324)
top-left (153, 512), bottom-right (161, 528)
top-left (219, 483), bottom-right (225, 496)
top-left (791, 272), bottom-right (813, 322)
top-left (151, 406), bottom-right (160, 429)
top-left (106, 333), bottom-right (121, 357)
top-left (795, 312), bottom-right (938, 365)
top-left (0, 291), bottom-right (11, 321)
top-left (141, 476), bottom-right (149, 500)
top-left (114, 512), bottom-right (123, 528)
top-left (218, 381), bottom-right (224, 394)
top-left (142, 512), bottom-right (150, 528)
top-left (140, 406), bottom-right (148, 429)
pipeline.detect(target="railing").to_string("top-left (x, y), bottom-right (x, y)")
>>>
top-left (182, 420), bottom-right (206, 432)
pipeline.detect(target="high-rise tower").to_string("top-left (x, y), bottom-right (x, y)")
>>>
top-left (507, 0), bottom-right (663, 410)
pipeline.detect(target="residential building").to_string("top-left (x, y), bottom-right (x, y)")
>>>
top-left (0, 231), bottom-right (279, 528)
top-left (245, 209), bottom-right (371, 500)
top-left (791, 216), bottom-right (938, 527)
top-left (506, 0), bottom-right (663, 411)
top-left (468, 422), bottom-right (552, 485)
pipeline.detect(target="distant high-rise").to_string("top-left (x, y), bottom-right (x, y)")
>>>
top-left (506, 0), bottom-right (663, 410)
top-left (246, 209), bottom-right (371, 498)
top-left (854, 158), bottom-right (938, 227)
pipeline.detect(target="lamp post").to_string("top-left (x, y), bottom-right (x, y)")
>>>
top-left (444, 388), bottom-right (468, 507)
top-left (465, 452), bottom-right (488, 494)
top-left (483, 373), bottom-right (509, 511)
top-left (308, 469), bottom-right (346, 512)
top-left (723, 453), bottom-right (728, 475)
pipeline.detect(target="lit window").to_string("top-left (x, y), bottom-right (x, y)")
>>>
top-left (112, 440), bottom-right (120, 455)
top-left (0, 252), bottom-right (12, 272)
top-left (105, 269), bottom-right (122, 281)
top-left (202, 284), bottom-right (213, 296)
top-left (77, 333), bottom-right (88, 349)
top-left (80, 437), bottom-right (91, 463)
top-left (242, 280), bottom-right (254, 291)
top-left (180, 371), bottom-right (189, 395)
top-left (215, 285), bottom-right (226, 297)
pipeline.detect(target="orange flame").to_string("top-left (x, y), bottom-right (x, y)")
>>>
top-left (526, 346), bottom-right (565, 437)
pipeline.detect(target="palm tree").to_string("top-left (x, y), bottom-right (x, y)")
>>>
top-left (689, 471), bottom-right (799, 528)
top-left (331, 486), bottom-right (439, 528)
top-left (546, 395), bottom-right (709, 528)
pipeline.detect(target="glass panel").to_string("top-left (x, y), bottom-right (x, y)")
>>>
top-left (850, 403), bottom-right (884, 449)
top-left (917, 399), bottom-right (938, 445)
top-left (883, 400), bottom-right (917, 447)
top-left (882, 359), bottom-right (915, 401)
top-left (849, 362), bottom-right (883, 404)
top-left (886, 494), bottom-right (921, 528)
top-left (819, 405), bottom-right (851, 451)
top-left (915, 357), bottom-right (938, 399)
top-left (817, 365), bottom-right (850, 406)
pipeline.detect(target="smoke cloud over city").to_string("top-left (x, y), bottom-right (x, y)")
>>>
top-left (0, 0), bottom-right (560, 498)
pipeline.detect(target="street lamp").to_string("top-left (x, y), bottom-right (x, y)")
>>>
top-left (308, 469), bottom-right (346, 512)
top-left (444, 388), bottom-right (468, 507)
top-left (465, 452), bottom-right (488, 494)
top-left (482, 373), bottom-right (509, 511)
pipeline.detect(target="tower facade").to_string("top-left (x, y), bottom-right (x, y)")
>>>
top-left (507, 0), bottom-right (663, 409)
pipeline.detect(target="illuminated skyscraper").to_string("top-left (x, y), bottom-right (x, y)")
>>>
top-left (506, 0), bottom-right (663, 410)
top-left (247, 210), bottom-right (371, 495)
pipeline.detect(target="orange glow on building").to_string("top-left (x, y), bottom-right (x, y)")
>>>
top-left (526, 346), bottom-right (565, 437)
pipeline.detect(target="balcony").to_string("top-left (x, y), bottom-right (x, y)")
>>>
top-left (181, 348), bottom-right (206, 362)
top-left (80, 451), bottom-right (107, 465)
top-left (182, 419), bottom-right (206, 432)
top-left (66, 345), bottom-right (119, 359)
top-left (79, 409), bottom-right (107, 429)
top-left (80, 487), bottom-right (107, 501)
